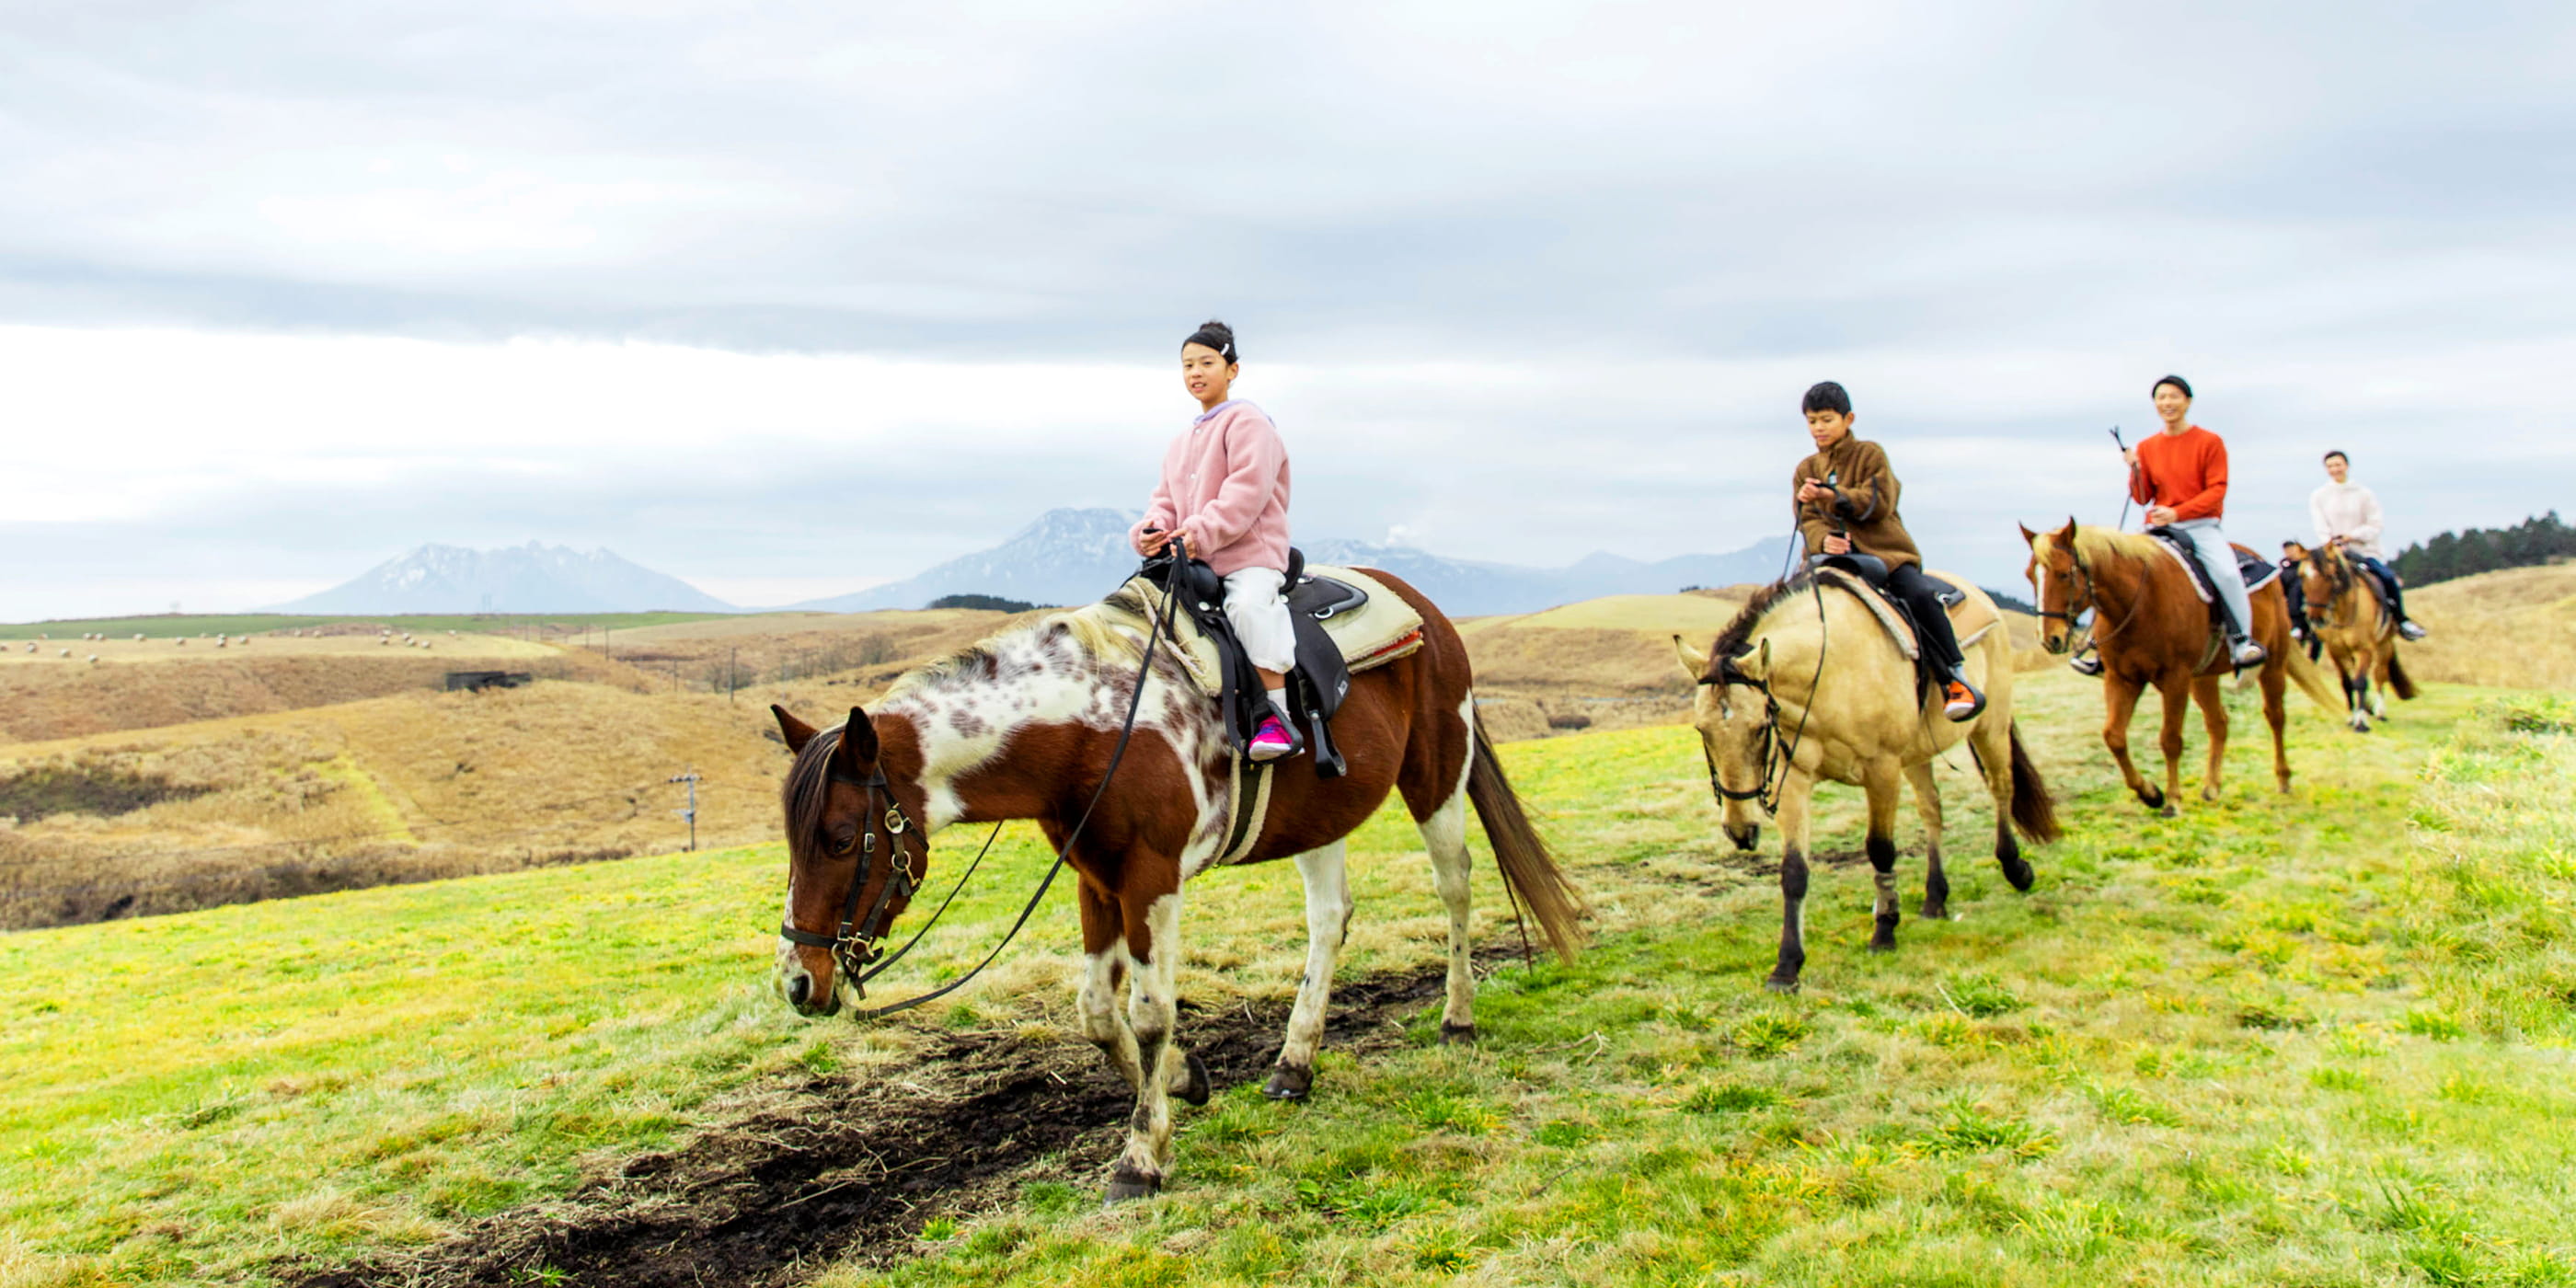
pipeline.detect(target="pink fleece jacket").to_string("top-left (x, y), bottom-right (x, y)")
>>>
top-left (1129, 400), bottom-right (1293, 576)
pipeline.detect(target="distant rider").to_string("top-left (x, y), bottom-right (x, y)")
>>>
top-left (2081, 374), bottom-right (2265, 673)
top-left (2309, 449), bottom-right (2429, 640)
top-left (1790, 381), bottom-right (1984, 721)
top-left (2279, 540), bottom-right (2322, 660)
top-left (1131, 320), bottom-right (1304, 762)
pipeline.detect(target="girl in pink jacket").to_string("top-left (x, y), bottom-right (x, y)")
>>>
top-left (1131, 320), bottom-right (1302, 761)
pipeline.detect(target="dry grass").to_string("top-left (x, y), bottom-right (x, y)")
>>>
top-left (2402, 561), bottom-right (2576, 690)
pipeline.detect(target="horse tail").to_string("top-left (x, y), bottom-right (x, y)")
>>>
top-left (1466, 711), bottom-right (1586, 961)
top-left (2283, 641), bottom-right (2343, 715)
top-left (2386, 649), bottom-right (2418, 701)
top-left (2006, 722), bottom-right (2062, 844)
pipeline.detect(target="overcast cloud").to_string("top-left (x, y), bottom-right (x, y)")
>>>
top-left (4, 2), bottom-right (2571, 619)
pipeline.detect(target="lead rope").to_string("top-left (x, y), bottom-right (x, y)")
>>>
top-left (849, 548), bottom-right (1186, 1020)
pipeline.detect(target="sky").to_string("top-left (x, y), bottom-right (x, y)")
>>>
top-left (4, 2), bottom-right (2572, 619)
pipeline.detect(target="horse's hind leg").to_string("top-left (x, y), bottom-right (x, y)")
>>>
top-left (1904, 761), bottom-right (1949, 920)
top-left (2193, 674), bottom-right (2227, 802)
top-left (2261, 659), bottom-right (2292, 793)
top-left (1265, 839), bottom-right (1352, 1101)
top-left (1968, 715), bottom-right (2036, 890)
top-left (1416, 753), bottom-right (1479, 1043)
top-left (1863, 765), bottom-right (1903, 953)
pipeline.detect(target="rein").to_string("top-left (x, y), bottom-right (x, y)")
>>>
top-left (781, 549), bottom-right (1185, 1019)
top-left (1698, 579), bottom-right (1831, 815)
top-left (2035, 543), bottom-right (2146, 656)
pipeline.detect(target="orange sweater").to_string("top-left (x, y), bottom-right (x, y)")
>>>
top-left (2129, 424), bottom-right (2228, 522)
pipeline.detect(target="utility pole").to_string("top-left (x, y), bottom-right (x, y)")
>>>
top-left (669, 770), bottom-right (700, 852)
top-left (729, 646), bottom-right (738, 702)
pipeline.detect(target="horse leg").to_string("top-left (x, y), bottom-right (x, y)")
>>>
top-left (1863, 765), bottom-right (1903, 953)
top-left (2193, 674), bottom-right (2227, 802)
top-left (2261, 656), bottom-right (2292, 793)
top-left (1416, 754), bottom-right (1479, 1043)
top-left (1766, 770), bottom-right (1816, 993)
top-left (2103, 676), bottom-right (2161, 811)
top-left (1904, 761), bottom-right (1949, 920)
top-left (1108, 883), bottom-right (1186, 1201)
top-left (2156, 680), bottom-right (2190, 816)
top-left (1969, 715), bottom-right (2035, 890)
top-left (1075, 884), bottom-right (1144, 1095)
top-left (1265, 839), bottom-right (1352, 1101)
top-left (2369, 647), bottom-right (2391, 719)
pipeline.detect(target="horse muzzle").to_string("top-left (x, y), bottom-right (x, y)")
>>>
top-left (1724, 822), bottom-right (1761, 852)
top-left (776, 943), bottom-right (844, 1018)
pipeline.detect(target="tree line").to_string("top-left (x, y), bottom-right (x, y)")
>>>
top-left (2391, 512), bottom-right (2573, 587)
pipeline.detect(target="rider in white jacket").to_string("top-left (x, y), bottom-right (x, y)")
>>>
top-left (2308, 450), bottom-right (2428, 640)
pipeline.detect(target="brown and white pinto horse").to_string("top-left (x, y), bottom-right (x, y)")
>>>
top-left (770, 570), bottom-right (1582, 1203)
top-left (2022, 520), bottom-right (2340, 813)
top-left (2294, 540), bottom-right (2416, 732)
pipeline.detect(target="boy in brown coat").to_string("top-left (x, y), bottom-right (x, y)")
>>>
top-left (1792, 381), bottom-right (1982, 720)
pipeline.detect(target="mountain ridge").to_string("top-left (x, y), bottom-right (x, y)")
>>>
top-left (268, 542), bottom-right (737, 615)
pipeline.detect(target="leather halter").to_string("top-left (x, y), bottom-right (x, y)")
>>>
top-left (778, 762), bottom-right (926, 996)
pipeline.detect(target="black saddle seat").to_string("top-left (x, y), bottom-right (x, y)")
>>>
top-left (1139, 546), bottom-right (1365, 778)
top-left (2144, 525), bottom-right (2282, 603)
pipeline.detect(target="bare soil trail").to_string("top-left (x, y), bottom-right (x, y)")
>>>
top-left (287, 958), bottom-right (1495, 1288)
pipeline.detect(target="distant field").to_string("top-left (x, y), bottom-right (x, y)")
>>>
top-left (2402, 560), bottom-right (2576, 691)
top-left (5, 675), bottom-right (2570, 1286)
top-left (0, 611), bottom-right (734, 641)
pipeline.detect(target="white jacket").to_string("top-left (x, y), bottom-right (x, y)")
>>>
top-left (2309, 480), bottom-right (2385, 557)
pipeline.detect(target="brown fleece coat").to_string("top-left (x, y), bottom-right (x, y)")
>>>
top-left (1792, 435), bottom-right (1922, 569)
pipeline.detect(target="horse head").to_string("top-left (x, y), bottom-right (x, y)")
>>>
top-left (2020, 518), bottom-right (2088, 654)
top-left (772, 704), bottom-right (930, 1018)
top-left (2295, 542), bottom-right (2350, 624)
top-left (1675, 633), bottom-right (1774, 851)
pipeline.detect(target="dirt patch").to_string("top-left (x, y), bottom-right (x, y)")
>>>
top-left (285, 957), bottom-right (1490, 1288)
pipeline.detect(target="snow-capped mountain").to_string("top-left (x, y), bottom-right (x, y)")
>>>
top-left (788, 509), bottom-right (1793, 616)
top-left (270, 543), bottom-right (737, 615)
top-left (787, 509), bottom-right (1145, 613)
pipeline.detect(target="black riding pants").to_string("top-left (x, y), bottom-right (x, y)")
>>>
top-left (2280, 564), bottom-right (2306, 627)
top-left (1884, 563), bottom-right (1965, 674)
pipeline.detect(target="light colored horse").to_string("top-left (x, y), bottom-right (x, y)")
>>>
top-left (2295, 541), bottom-right (2415, 732)
top-left (771, 569), bottom-right (1583, 1203)
top-left (1674, 573), bottom-right (2059, 994)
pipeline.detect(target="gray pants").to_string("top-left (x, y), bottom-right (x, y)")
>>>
top-left (2169, 518), bottom-right (2254, 638)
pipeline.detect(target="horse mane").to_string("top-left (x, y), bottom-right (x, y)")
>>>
top-left (780, 728), bottom-right (844, 862)
top-left (881, 600), bottom-right (1141, 703)
top-left (1707, 579), bottom-right (1804, 663)
top-left (2031, 524), bottom-right (2164, 570)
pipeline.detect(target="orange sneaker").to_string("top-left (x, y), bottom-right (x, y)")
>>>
top-left (1941, 677), bottom-right (1985, 722)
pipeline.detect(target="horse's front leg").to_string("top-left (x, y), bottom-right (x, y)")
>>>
top-left (2156, 678), bottom-right (2191, 815)
top-left (1904, 761), bottom-right (1949, 920)
top-left (1862, 763), bottom-right (1903, 953)
top-left (1075, 884), bottom-right (1144, 1095)
top-left (1766, 768), bottom-right (1818, 993)
top-left (2102, 675), bottom-right (2161, 811)
top-left (1107, 879), bottom-right (1187, 1202)
top-left (1267, 840), bottom-right (1353, 1100)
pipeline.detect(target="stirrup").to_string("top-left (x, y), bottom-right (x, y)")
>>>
top-left (2397, 620), bottom-right (2428, 641)
top-left (2229, 638), bottom-right (2269, 666)
top-left (1942, 678), bottom-right (1985, 722)
top-left (2068, 651), bottom-right (2103, 677)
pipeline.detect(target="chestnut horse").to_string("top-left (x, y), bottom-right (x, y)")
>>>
top-left (769, 570), bottom-right (1582, 1203)
top-left (2295, 541), bottom-right (2416, 732)
top-left (2022, 520), bottom-right (2340, 813)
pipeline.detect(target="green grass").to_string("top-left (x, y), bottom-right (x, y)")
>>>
top-left (0, 612), bottom-right (733, 640)
top-left (5, 674), bottom-right (2573, 1286)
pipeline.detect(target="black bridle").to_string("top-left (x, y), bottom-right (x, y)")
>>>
top-left (1699, 673), bottom-right (1786, 810)
top-left (777, 765), bottom-right (931, 995)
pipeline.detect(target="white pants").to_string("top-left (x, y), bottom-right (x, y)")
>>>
top-left (1222, 567), bottom-right (1297, 673)
top-left (2170, 518), bottom-right (2254, 638)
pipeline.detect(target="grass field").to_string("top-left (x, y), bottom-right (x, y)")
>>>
top-left (4, 669), bottom-right (2570, 1285)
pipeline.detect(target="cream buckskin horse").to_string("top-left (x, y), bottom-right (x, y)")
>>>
top-left (1675, 573), bottom-right (2059, 994)
top-left (2294, 540), bottom-right (2417, 732)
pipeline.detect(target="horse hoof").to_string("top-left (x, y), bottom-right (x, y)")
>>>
top-left (1102, 1166), bottom-right (1162, 1205)
top-left (1763, 975), bottom-right (1801, 995)
top-left (1439, 1021), bottom-right (1478, 1045)
top-left (1263, 1064), bottom-right (1313, 1101)
top-left (1920, 901), bottom-right (1949, 921)
top-left (1868, 939), bottom-right (1896, 954)
top-left (2002, 859), bottom-right (2036, 892)
top-left (2137, 785), bottom-right (2166, 811)
top-left (1176, 1052), bottom-right (1212, 1108)
top-left (2158, 804), bottom-right (2179, 819)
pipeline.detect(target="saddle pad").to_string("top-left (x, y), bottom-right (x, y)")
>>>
top-left (2153, 534), bottom-right (2280, 604)
top-left (1083, 563), bottom-right (1427, 703)
top-left (1812, 567), bottom-right (1998, 661)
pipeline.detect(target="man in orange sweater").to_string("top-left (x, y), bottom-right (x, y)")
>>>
top-left (2113, 374), bottom-right (2266, 668)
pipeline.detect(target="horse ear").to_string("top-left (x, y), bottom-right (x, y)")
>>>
top-left (2018, 523), bottom-right (2038, 546)
top-left (2064, 515), bottom-right (2081, 538)
top-left (1741, 638), bottom-right (1774, 682)
top-left (836, 706), bottom-right (879, 766)
top-left (1673, 635), bottom-right (1712, 684)
top-left (773, 705), bottom-right (820, 753)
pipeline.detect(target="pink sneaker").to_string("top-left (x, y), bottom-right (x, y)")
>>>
top-left (1248, 713), bottom-right (1302, 763)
